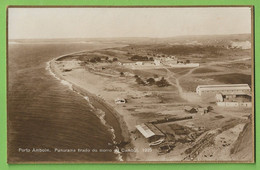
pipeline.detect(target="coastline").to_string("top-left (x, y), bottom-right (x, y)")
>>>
top-left (46, 53), bottom-right (133, 161)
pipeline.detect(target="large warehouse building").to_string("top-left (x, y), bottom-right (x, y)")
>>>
top-left (136, 123), bottom-right (165, 143)
top-left (196, 84), bottom-right (251, 96)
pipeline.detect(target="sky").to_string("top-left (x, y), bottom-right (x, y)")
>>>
top-left (8, 7), bottom-right (252, 39)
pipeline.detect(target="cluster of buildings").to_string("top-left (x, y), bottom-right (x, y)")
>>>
top-left (216, 92), bottom-right (252, 107)
top-left (154, 55), bottom-right (177, 66)
top-left (184, 106), bottom-right (209, 115)
top-left (154, 55), bottom-right (199, 68)
top-left (135, 116), bottom-right (192, 146)
top-left (135, 83), bottom-right (252, 150)
top-left (196, 84), bottom-right (252, 107)
top-left (118, 55), bottom-right (199, 69)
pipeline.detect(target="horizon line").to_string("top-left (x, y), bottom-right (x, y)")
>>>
top-left (8, 33), bottom-right (251, 41)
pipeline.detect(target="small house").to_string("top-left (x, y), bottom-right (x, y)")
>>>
top-left (184, 106), bottom-right (197, 113)
top-left (115, 98), bottom-right (126, 104)
top-left (154, 59), bottom-right (161, 66)
top-left (197, 107), bottom-right (208, 115)
top-left (135, 62), bottom-right (143, 65)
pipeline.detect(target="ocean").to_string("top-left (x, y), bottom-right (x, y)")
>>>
top-left (7, 42), bottom-right (123, 163)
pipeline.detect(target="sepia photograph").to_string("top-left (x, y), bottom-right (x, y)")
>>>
top-left (7, 7), bottom-right (254, 163)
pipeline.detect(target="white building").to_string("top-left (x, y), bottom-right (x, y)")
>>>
top-left (115, 98), bottom-right (126, 104)
top-left (215, 92), bottom-right (252, 107)
top-left (135, 62), bottom-right (143, 65)
top-left (169, 63), bottom-right (199, 68)
top-left (216, 101), bottom-right (252, 107)
top-left (154, 59), bottom-right (161, 66)
top-left (122, 62), bottom-right (134, 66)
top-left (196, 84), bottom-right (251, 96)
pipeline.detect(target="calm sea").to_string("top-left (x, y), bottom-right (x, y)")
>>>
top-left (8, 42), bottom-right (122, 162)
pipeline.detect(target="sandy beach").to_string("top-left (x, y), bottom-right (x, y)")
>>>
top-left (48, 54), bottom-right (173, 161)
top-left (48, 56), bottom-right (136, 161)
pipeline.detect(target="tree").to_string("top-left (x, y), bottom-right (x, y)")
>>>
top-left (96, 57), bottom-right (101, 62)
top-left (156, 77), bottom-right (170, 87)
top-left (120, 72), bottom-right (124, 76)
top-left (105, 57), bottom-right (109, 60)
top-left (80, 62), bottom-right (87, 66)
top-left (130, 55), bottom-right (149, 61)
top-left (136, 77), bottom-right (146, 85)
top-left (149, 57), bottom-right (154, 61)
top-left (153, 74), bottom-right (159, 78)
top-left (89, 58), bottom-right (96, 63)
top-left (186, 59), bottom-right (190, 63)
top-left (207, 106), bottom-right (214, 112)
top-left (113, 57), bottom-right (118, 62)
top-left (146, 78), bottom-right (155, 85)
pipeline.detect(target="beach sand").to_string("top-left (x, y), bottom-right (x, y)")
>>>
top-left (49, 57), bottom-right (180, 161)
top-left (49, 58), bottom-right (139, 161)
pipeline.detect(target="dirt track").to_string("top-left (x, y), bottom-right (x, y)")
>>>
top-left (164, 57), bottom-right (251, 101)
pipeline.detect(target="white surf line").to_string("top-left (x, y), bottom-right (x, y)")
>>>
top-left (46, 51), bottom-right (124, 161)
top-left (94, 108), bottom-right (124, 161)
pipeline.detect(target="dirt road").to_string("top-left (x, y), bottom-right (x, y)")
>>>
top-left (164, 57), bottom-right (251, 100)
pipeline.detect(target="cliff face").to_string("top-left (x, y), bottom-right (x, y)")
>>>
top-left (230, 121), bottom-right (254, 162)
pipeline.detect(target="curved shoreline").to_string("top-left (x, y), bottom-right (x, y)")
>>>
top-left (46, 51), bottom-right (132, 161)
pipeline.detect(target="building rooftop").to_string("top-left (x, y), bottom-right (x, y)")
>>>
top-left (196, 84), bottom-right (251, 92)
top-left (136, 123), bottom-right (164, 138)
top-left (220, 91), bottom-right (252, 96)
top-left (197, 84), bottom-right (250, 88)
